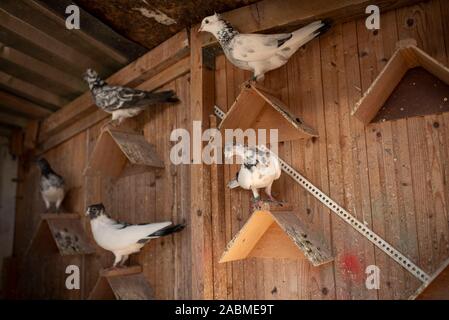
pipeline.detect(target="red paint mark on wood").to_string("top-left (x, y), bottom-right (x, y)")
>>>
top-left (340, 254), bottom-right (364, 283)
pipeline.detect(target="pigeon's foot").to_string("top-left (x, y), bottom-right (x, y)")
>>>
top-left (267, 195), bottom-right (284, 206)
top-left (251, 197), bottom-right (264, 211)
top-left (100, 119), bottom-right (114, 132)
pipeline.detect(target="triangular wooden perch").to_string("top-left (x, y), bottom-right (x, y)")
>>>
top-left (26, 213), bottom-right (96, 256)
top-left (218, 83), bottom-right (318, 142)
top-left (84, 128), bottom-right (164, 179)
top-left (88, 266), bottom-right (154, 300)
top-left (220, 209), bottom-right (333, 266)
top-left (409, 258), bottom-right (449, 300)
top-left (352, 39), bottom-right (449, 124)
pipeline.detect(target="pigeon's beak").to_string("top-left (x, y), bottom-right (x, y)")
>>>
top-left (198, 25), bottom-right (203, 33)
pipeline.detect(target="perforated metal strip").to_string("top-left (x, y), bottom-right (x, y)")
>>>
top-left (214, 105), bottom-right (430, 283)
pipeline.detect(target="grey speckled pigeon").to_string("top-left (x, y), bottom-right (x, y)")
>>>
top-left (86, 203), bottom-right (185, 268)
top-left (84, 69), bottom-right (179, 125)
top-left (199, 13), bottom-right (331, 82)
top-left (224, 144), bottom-right (282, 209)
top-left (36, 158), bottom-right (65, 213)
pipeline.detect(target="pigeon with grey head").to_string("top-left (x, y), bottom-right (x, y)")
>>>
top-left (36, 158), bottom-right (65, 213)
top-left (199, 13), bottom-right (331, 82)
top-left (86, 203), bottom-right (185, 268)
top-left (84, 69), bottom-right (179, 126)
top-left (224, 144), bottom-right (282, 210)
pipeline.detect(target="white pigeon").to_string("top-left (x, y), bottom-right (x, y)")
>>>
top-left (86, 203), bottom-right (185, 268)
top-left (36, 158), bottom-right (65, 213)
top-left (199, 13), bottom-right (331, 82)
top-left (224, 144), bottom-right (282, 209)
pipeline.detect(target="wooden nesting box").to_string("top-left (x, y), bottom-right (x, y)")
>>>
top-left (84, 127), bottom-right (164, 179)
top-left (218, 83), bottom-right (318, 143)
top-left (352, 39), bottom-right (449, 124)
top-left (26, 213), bottom-right (96, 256)
top-left (409, 259), bottom-right (449, 300)
top-left (220, 208), bottom-right (333, 266)
top-left (88, 266), bottom-right (154, 300)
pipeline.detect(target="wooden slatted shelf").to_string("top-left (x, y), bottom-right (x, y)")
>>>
top-left (409, 259), bottom-right (449, 300)
top-left (26, 213), bottom-right (96, 256)
top-left (88, 266), bottom-right (154, 300)
top-left (352, 38), bottom-right (449, 124)
top-left (83, 127), bottom-right (164, 179)
top-left (220, 204), bottom-right (333, 266)
top-left (218, 83), bottom-right (318, 143)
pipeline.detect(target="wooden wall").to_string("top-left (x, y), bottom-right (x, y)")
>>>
top-left (13, 74), bottom-right (192, 299)
top-left (211, 0), bottom-right (449, 300)
top-left (9, 0), bottom-right (449, 300)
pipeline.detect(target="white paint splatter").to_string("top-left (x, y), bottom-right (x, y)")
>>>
top-left (133, 7), bottom-right (176, 25)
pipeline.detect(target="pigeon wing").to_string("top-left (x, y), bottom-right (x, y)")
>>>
top-left (231, 33), bottom-right (293, 62)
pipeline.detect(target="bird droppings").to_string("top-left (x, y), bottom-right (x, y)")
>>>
top-left (406, 18), bottom-right (414, 27)
top-left (376, 132), bottom-right (382, 138)
top-left (271, 286), bottom-right (278, 295)
top-left (321, 287), bottom-right (329, 295)
top-left (372, 30), bottom-right (378, 36)
top-left (433, 121), bottom-right (440, 128)
top-left (132, 7), bottom-right (177, 26)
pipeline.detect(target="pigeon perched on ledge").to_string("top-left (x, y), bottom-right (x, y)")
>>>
top-left (36, 158), bottom-right (65, 213)
top-left (224, 144), bottom-right (282, 209)
top-left (199, 13), bottom-right (331, 82)
top-left (86, 203), bottom-right (185, 268)
top-left (84, 69), bottom-right (179, 125)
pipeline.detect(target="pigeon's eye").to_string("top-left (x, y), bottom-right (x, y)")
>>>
top-left (205, 19), bottom-right (209, 24)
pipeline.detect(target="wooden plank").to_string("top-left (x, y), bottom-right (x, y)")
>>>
top-left (38, 30), bottom-right (189, 144)
top-left (0, 42), bottom-right (85, 93)
top-left (220, 211), bottom-right (274, 262)
top-left (0, 7), bottom-right (105, 74)
top-left (219, 84), bottom-right (318, 142)
top-left (32, 0), bottom-right (147, 62)
top-left (23, 120), bottom-right (39, 149)
top-left (0, 110), bottom-right (28, 127)
top-left (413, 259), bottom-right (449, 299)
top-left (20, 0), bottom-right (128, 65)
top-left (0, 71), bottom-right (67, 108)
top-left (190, 26), bottom-right (214, 299)
top-left (99, 266), bottom-right (142, 277)
top-left (108, 273), bottom-right (154, 300)
top-left (201, 0), bottom-right (423, 47)
top-left (0, 90), bottom-right (51, 119)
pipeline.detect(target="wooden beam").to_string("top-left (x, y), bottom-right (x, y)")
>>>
top-left (0, 90), bottom-right (51, 118)
top-left (189, 25), bottom-right (215, 299)
top-left (0, 70), bottom-right (67, 108)
top-left (38, 30), bottom-right (189, 144)
top-left (0, 126), bottom-right (12, 137)
top-left (0, 111), bottom-right (28, 127)
top-left (22, 0), bottom-right (129, 65)
top-left (0, 7), bottom-right (106, 75)
top-left (201, 0), bottom-right (424, 47)
top-left (0, 42), bottom-right (85, 92)
top-left (38, 55), bottom-right (190, 152)
top-left (33, 0), bottom-right (147, 62)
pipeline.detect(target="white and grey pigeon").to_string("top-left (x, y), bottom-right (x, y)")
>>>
top-left (224, 144), bottom-right (282, 209)
top-left (84, 69), bottom-right (179, 125)
top-left (36, 158), bottom-right (65, 213)
top-left (86, 203), bottom-right (185, 268)
top-left (199, 13), bottom-right (331, 82)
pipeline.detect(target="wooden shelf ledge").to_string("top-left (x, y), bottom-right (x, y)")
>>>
top-left (218, 83), bottom-right (318, 143)
top-left (83, 127), bottom-right (164, 179)
top-left (26, 213), bottom-right (96, 256)
top-left (220, 209), bottom-right (333, 266)
top-left (409, 258), bottom-right (449, 300)
top-left (351, 38), bottom-right (449, 124)
top-left (89, 266), bottom-right (154, 300)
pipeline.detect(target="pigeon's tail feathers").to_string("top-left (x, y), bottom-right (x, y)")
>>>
top-left (227, 178), bottom-right (240, 189)
top-left (148, 223), bottom-right (185, 238)
top-left (288, 20), bottom-right (330, 51)
top-left (145, 90), bottom-right (179, 104)
top-left (316, 19), bottom-right (332, 36)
